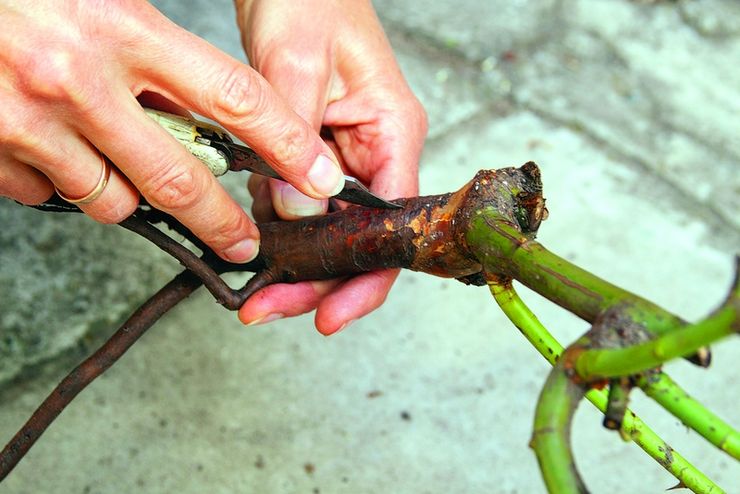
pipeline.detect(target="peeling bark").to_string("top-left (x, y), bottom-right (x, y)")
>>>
top-left (246, 162), bottom-right (546, 288)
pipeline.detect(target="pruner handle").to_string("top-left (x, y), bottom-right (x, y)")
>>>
top-left (143, 108), bottom-right (231, 177)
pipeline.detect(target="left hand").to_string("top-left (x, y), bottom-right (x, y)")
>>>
top-left (235, 0), bottom-right (427, 334)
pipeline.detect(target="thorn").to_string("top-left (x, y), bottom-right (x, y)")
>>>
top-left (666, 480), bottom-right (686, 491)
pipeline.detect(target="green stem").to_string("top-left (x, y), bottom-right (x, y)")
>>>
top-left (603, 377), bottom-right (630, 430)
top-left (574, 304), bottom-right (737, 379)
top-left (614, 395), bottom-right (723, 494)
top-left (468, 211), bottom-right (687, 335)
top-left (573, 266), bottom-right (739, 379)
top-left (640, 373), bottom-right (740, 461)
top-left (489, 281), bottom-right (725, 494)
top-left (531, 364), bottom-right (588, 493)
top-left (489, 281), bottom-right (562, 365)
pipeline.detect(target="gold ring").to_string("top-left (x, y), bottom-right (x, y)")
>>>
top-left (55, 155), bottom-right (111, 204)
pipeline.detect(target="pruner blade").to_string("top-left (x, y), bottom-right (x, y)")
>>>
top-left (225, 142), bottom-right (402, 210)
top-left (338, 176), bottom-right (403, 209)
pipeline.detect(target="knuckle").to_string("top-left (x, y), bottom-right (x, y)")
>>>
top-left (400, 95), bottom-right (428, 135)
top-left (414, 100), bottom-right (429, 135)
top-left (207, 65), bottom-right (268, 123)
top-left (384, 95), bottom-right (428, 142)
top-left (212, 211), bottom-right (251, 246)
top-left (16, 47), bottom-right (88, 105)
top-left (143, 162), bottom-right (206, 212)
top-left (262, 48), bottom-right (328, 82)
top-left (0, 101), bottom-right (35, 150)
top-left (0, 118), bottom-right (28, 150)
top-left (269, 124), bottom-right (311, 167)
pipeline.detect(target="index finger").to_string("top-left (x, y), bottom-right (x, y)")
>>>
top-left (82, 91), bottom-right (260, 263)
top-left (130, 12), bottom-right (344, 200)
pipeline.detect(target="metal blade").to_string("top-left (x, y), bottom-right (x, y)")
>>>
top-left (227, 143), bottom-right (402, 209)
top-left (336, 176), bottom-right (403, 209)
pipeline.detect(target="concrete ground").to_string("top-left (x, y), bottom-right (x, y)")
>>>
top-left (1, 0), bottom-right (738, 492)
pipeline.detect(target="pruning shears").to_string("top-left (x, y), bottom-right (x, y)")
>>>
top-left (144, 108), bottom-right (401, 210)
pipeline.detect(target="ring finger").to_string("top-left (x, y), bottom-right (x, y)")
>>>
top-left (17, 129), bottom-right (140, 223)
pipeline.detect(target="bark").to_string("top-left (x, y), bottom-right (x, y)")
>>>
top-left (121, 162), bottom-right (547, 310)
top-left (243, 162), bottom-right (546, 292)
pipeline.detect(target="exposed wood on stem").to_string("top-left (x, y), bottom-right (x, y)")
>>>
top-left (247, 162), bottom-right (546, 291)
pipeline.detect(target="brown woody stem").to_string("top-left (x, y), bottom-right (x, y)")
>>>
top-left (2, 164), bottom-right (543, 479)
top-left (0, 271), bottom-right (202, 481)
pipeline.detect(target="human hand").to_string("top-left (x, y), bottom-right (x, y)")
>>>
top-left (235, 0), bottom-right (428, 334)
top-left (0, 0), bottom-right (344, 263)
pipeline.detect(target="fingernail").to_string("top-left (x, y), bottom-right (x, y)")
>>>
top-left (223, 238), bottom-right (259, 263)
top-left (332, 319), bottom-right (356, 335)
top-left (246, 313), bottom-right (284, 326)
top-left (278, 184), bottom-right (327, 217)
top-left (308, 154), bottom-right (344, 197)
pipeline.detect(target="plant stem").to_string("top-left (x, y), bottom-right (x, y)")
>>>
top-left (573, 263), bottom-right (739, 379)
top-left (469, 211), bottom-right (690, 337)
top-left (603, 377), bottom-right (630, 430)
top-left (0, 271), bottom-right (202, 481)
top-left (531, 362), bottom-right (588, 494)
top-left (488, 281), bottom-right (725, 494)
top-left (16, 164), bottom-right (731, 491)
top-left (489, 281), bottom-right (562, 365)
top-left (574, 304), bottom-right (737, 380)
top-left (612, 393), bottom-right (723, 494)
top-left (640, 373), bottom-right (740, 461)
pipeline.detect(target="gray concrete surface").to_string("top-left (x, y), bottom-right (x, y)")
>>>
top-left (1, 0), bottom-right (738, 492)
top-left (0, 200), bottom-right (177, 387)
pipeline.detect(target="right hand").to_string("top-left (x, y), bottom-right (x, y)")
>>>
top-left (0, 0), bottom-right (343, 263)
top-left (235, 0), bottom-right (427, 334)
